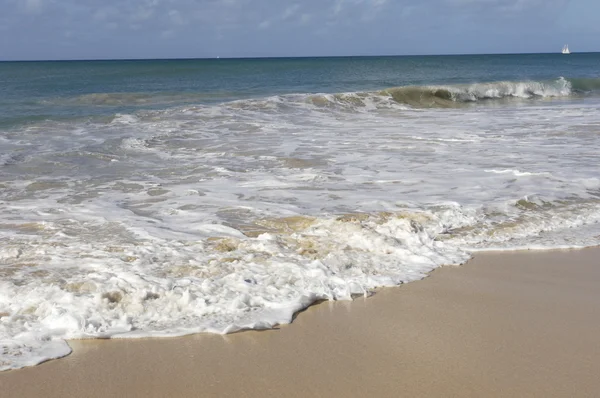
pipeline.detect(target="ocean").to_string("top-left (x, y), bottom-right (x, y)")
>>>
top-left (1, 54), bottom-right (600, 370)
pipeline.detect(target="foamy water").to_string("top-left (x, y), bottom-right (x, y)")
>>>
top-left (2, 72), bottom-right (600, 370)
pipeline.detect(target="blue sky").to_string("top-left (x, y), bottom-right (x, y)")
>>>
top-left (0, 0), bottom-right (597, 60)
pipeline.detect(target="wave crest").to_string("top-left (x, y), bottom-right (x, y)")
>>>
top-left (299, 78), bottom-right (581, 110)
top-left (382, 78), bottom-right (573, 107)
top-left (34, 77), bottom-right (600, 114)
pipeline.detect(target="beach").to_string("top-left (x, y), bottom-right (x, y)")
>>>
top-left (2, 247), bottom-right (599, 397)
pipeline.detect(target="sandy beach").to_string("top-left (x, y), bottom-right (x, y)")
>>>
top-left (1, 247), bottom-right (599, 397)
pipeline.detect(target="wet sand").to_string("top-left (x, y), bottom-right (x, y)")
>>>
top-left (1, 248), bottom-right (599, 397)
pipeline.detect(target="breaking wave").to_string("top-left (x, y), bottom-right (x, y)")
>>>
top-left (305, 77), bottom-right (590, 110)
top-left (222, 77), bottom-right (598, 112)
top-left (35, 77), bottom-right (600, 112)
top-left (382, 78), bottom-right (573, 105)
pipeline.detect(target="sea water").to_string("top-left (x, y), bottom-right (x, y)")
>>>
top-left (1, 54), bottom-right (600, 370)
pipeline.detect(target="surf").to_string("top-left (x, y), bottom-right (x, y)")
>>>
top-left (2, 58), bottom-right (600, 371)
top-left (305, 77), bottom-right (586, 110)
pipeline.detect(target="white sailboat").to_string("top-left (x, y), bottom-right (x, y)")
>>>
top-left (562, 45), bottom-right (571, 54)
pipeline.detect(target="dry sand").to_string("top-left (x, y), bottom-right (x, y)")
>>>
top-left (1, 248), bottom-right (599, 397)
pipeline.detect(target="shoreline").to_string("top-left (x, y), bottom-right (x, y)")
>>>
top-left (2, 247), bottom-right (600, 397)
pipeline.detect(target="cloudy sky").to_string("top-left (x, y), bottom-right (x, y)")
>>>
top-left (0, 0), bottom-right (597, 60)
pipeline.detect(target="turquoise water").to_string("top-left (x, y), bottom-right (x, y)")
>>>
top-left (1, 54), bottom-right (600, 371)
top-left (2, 53), bottom-right (600, 127)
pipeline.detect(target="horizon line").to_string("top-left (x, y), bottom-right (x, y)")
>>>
top-left (1, 51), bottom-right (598, 63)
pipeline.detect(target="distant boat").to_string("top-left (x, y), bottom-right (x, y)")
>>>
top-left (562, 45), bottom-right (571, 54)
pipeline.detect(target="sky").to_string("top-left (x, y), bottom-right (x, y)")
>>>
top-left (0, 0), bottom-right (598, 60)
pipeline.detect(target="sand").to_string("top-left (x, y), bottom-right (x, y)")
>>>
top-left (1, 248), bottom-right (599, 397)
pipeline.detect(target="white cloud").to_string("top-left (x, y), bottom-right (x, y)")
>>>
top-left (132, 7), bottom-right (154, 22)
top-left (371, 0), bottom-right (388, 7)
top-left (93, 7), bottom-right (116, 22)
top-left (331, 0), bottom-right (389, 19)
top-left (282, 4), bottom-right (300, 20)
top-left (299, 13), bottom-right (311, 25)
top-left (21, 0), bottom-right (43, 14)
top-left (444, 0), bottom-right (556, 11)
top-left (221, 0), bottom-right (242, 6)
top-left (160, 29), bottom-right (174, 38)
top-left (333, 0), bottom-right (345, 15)
top-left (400, 6), bottom-right (416, 18)
top-left (169, 9), bottom-right (186, 25)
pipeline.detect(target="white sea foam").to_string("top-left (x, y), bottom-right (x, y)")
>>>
top-left (484, 169), bottom-right (552, 177)
top-left (448, 77), bottom-right (573, 101)
top-left (1, 89), bottom-right (600, 371)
